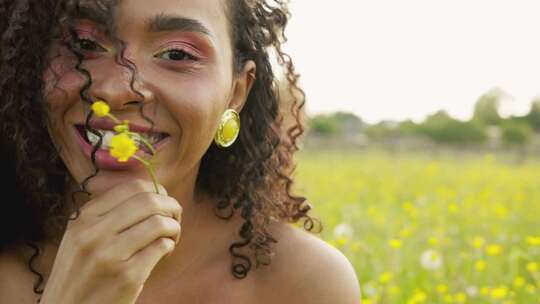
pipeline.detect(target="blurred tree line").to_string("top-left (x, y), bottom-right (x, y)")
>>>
top-left (307, 88), bottom-right (540, 151)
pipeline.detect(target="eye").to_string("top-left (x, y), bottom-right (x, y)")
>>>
top-left (155, 49), bottom-right (198, 61)
top-left (71, 37), bottom-right (107, 53)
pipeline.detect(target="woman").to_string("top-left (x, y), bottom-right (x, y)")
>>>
top-left (0, 0), bottom-right (360, 303)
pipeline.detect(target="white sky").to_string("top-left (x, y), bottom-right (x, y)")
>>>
top-left (284, 0), bottom-right (540, 124)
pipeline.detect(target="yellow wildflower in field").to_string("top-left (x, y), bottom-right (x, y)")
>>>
top-left (389, 239), bottom-right (402, 249)
top-left (472, 236), bottom-right (485, 249)
top-left (399, 227), bottom-right (413, 238)
top-left (513, 276), bottom-right (526, 288)
top-left (527, 236), bottom-right (540, 246)
top-left (428, 236), bottom-right (439, 246)
top-left (526, 262), bottom-right (538, 273)
top-left (407, 290), bottom-right (427, 304)
top-left (480, 287), bottom-right (490, 296)
top-left (494, 205), bottom-right (508, 218)
top-left (443, 294), bottom-right (453, 303)
top-left (447, 203), bottom-right (458, 214)
top-left (336, 236), bottom-right (348, 247)
top-left (436, 284), bottom-right (449, 294)
top-left (486, 244), bottom-right (502, 256)
top-left (491, 286), bottom-right (508, 299)
top-left (454, 292), bottom-right (467, 303)
top-left (402, 202), bottom-right (418, 217)
top-left (475, 260), bottom-right (487, 271)
top-left (379, 272), bottom-right (393, 284)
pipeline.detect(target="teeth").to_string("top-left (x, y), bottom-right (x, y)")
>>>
top-left (86, 129), bottom-right (125, 148)
top-left (85, 129), bottom-right (163, 149)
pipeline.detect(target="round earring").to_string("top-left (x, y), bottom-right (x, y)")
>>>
top-left (214, 109), bottom-right (241, 148)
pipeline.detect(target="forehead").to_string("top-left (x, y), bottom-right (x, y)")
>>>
top-left (78, 0), bottom-right (230, 40)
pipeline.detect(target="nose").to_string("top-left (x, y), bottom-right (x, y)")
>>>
top-left (87, 63), bottom-right (154, 111)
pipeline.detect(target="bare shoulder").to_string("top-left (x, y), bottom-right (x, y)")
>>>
top-left (257, 223), bottom-right (361, 304)
top-left (0, 245), bottom-right (38, 303)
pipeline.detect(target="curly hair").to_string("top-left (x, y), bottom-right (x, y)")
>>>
top-left (0, 0), bottom-right (322, 301)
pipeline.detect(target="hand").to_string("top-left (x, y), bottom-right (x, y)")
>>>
top-left (39, 179), bottom-right (182, 304)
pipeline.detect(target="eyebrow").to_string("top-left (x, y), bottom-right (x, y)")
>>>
top-left (72, 5), bottom-right (110, 27)
top-left (146, 13), bottom-right (211, 36)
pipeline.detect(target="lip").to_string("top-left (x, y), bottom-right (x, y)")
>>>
top-left (84, 118), bottom-right (168, 134)
top-left (74, 125), bottom-right (170, 171)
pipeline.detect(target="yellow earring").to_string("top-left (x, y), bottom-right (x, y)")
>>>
top-left (214, 109), bottom-right (241, 148)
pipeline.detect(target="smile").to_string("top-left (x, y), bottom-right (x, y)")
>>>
top-left (76, 125), bottom-right (169, 153)
top-left (74, 122), bottom-right (171, 171)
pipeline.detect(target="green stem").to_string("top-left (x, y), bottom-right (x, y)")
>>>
top-left (133, 155), bottom-right (160, 194)
top-left (128, 132), bottom-right (157, 155)
top-left (106, 113), bottom-right (122, 125)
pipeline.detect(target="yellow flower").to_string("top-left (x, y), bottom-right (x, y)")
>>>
top-left (443, 294), bottom-right (453, 303)
top-left (480, 287), bottom-right (490, 296)
top-left (399, 227), bottom-right (413, 238)
top-left (475, 260), bottom-right (486, 271)
top-left (472, 236), bottom-right (485, 249)
top-left (336, 236), bottom-right (347, 247)
top-left (436, 284), bottom-right (449, 294)
top-left (389, 239), bottom-right (402, 249)
top-left (513, 276), bottom-right (525, 288)
top-left (379, 272), bottom-right (393, 284)
top-left (527, 236), bottom-right (540, 246)
top-left (486, 244), bottom-right (502, 256)
top-left (491, 286), bottom-right (508, 299)
top-left (109, 133), bottom-right (138, 162)
top-left (526, 262), bottom-right (538, 273)
top-left (114, 121), bottom-right (130, 133)
top-left (407, 290), bottom-right (427, 304)
top-left (454, 292), bottom-right (466, 303)
top-left (91, 101), bottom-right (110, 117)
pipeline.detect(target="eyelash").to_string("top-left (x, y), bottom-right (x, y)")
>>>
top-left (70, 36), bottom-right (199, 62)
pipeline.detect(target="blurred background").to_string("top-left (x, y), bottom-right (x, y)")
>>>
top-left (284, 1), bottom-right (540, 303)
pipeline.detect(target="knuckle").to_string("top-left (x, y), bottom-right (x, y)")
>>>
top-left (72, 231), bottom-right (97, 255)
top-left (130, 179), bottom-right (150, 193)
top-left (157, 237), bottom-right (175, 252)
top-left (146, 194), bottom-right (162, 212)
top-left (92, 250), bottom-right (114, 269)
top-left (152, 214), bottom-right (171, 231)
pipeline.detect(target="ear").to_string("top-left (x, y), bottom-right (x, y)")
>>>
top-left (228, 60), bottom-right (256, 113)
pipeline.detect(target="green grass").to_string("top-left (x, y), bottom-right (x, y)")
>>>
top-left (293, 149), bottom-right (540, 304)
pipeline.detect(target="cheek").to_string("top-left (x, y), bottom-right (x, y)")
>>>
top-left (43, 45), bottom-right (85, 112)
top-left (149, 72), bottom-right (231, 157)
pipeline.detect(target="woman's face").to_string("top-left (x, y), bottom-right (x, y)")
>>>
top-left (43, 0), bottom-right (255, 197)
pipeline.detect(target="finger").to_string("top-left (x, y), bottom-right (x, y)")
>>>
top-left (81, 179), bottom-right (167, 218)
top-left (97, 192), bottom-right (182, 235)
top-left (112, 214), bottom-right (181, 261)
top-left (126, 237), bottom-right (176, 284)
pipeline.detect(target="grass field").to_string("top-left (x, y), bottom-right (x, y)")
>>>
top-left (294, 149), bottom-right (540, 303)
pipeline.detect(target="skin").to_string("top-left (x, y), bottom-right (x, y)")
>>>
top-left (0, 0), bottom-right (362, 302)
